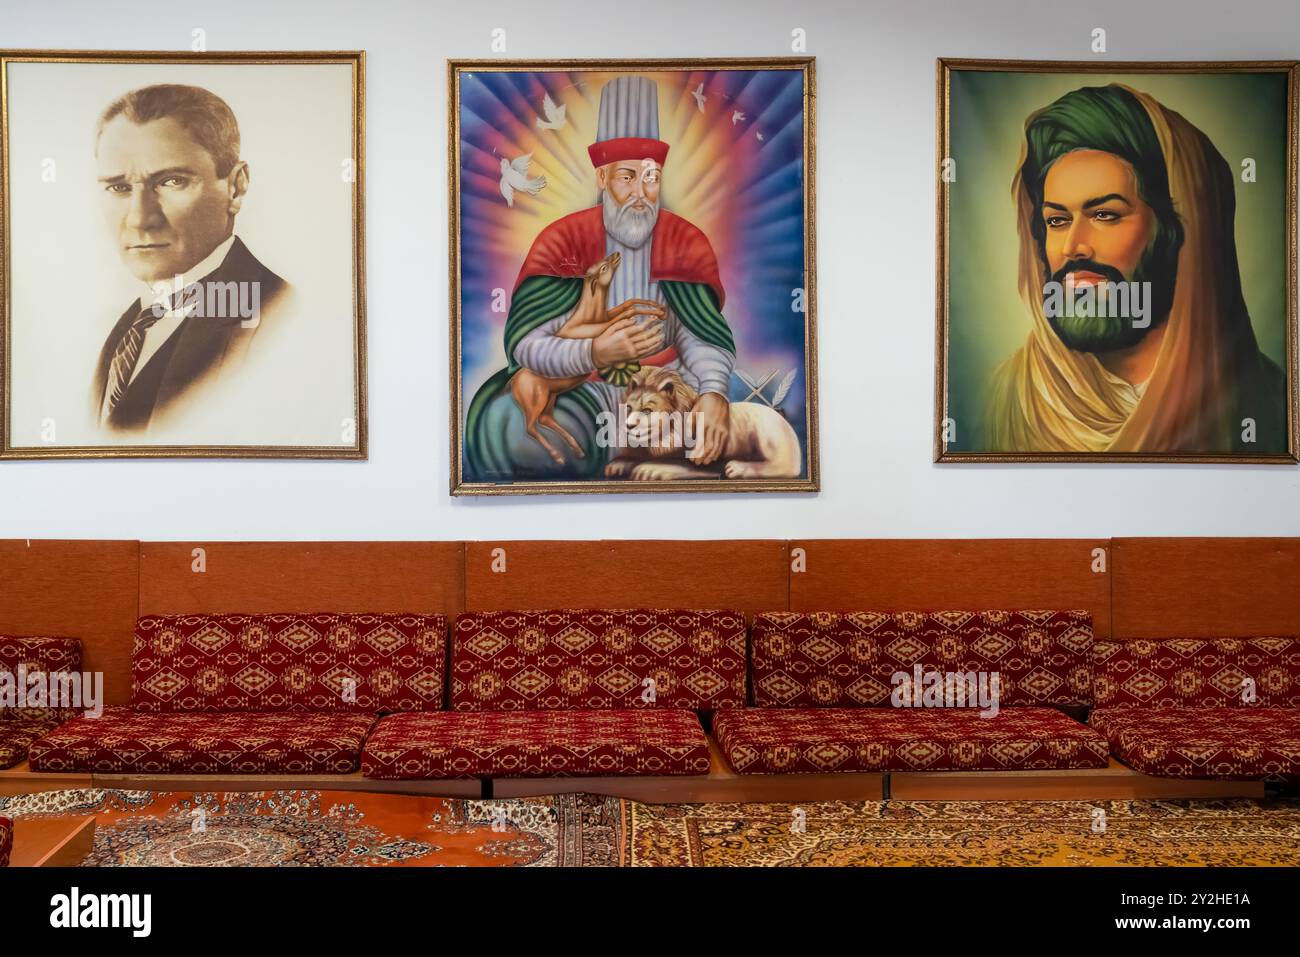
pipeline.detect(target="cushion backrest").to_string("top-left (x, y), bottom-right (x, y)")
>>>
top-left (751, 610), bottom-right (1095, 708)
top-left (1093, 636), bottom-right (1300, 708)
top-left (131, 613), bottom-right (447, 713)
top-left (0, 634), bottom-right (84, 722)
top-left (0, 816), bottom-right (12, 868)
top-left (450, 609), bottom-right (747, 711)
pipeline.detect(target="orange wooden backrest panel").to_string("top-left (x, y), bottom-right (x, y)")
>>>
top-left (1112, 537), bottom-right (1300, 638)
top-left (463, 540), bottom-right (789, 614)
top-left (138, 541), bottom-right (465, 617)
top-left (0, 539), bottom-right (140, 707)
top-left (788, 539), bottom-right (1112, 638)
top-left (15, 537), bottom-right (1300, 708)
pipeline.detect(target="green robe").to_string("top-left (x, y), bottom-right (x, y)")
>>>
top-left (463, 274), bottom-right (734, 483)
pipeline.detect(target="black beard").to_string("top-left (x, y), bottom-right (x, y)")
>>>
top-left (1042, 253), bottom-right (1175, 353)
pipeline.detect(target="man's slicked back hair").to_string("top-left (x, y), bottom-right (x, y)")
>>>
top-left (96, 84), bottom-right (240, 177)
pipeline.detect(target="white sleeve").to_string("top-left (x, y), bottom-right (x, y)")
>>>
top-left (672, 309), bottom-right (734, 398)
top-left (513, 308), bottom-right (596, 378)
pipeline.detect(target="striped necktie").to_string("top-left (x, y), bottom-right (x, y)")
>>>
top-left (104, 303), bottom-right (165, 414)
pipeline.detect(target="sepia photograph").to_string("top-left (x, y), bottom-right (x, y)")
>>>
top-left (450, 58), bottom-right (818, 494)
top-left (0, 51), bottom-right (367, 458)
top-left (936, 60), bottom-right (1299, 463)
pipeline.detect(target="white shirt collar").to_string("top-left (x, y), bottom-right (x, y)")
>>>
top-left (142, 233), bottom-right (237, 310)
top-left (101, 234), bottom-right (239, 414)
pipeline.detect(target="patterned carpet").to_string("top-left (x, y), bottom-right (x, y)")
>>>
top-left (1, 789), bottom-right (1298, 866)
top-left (625, 798), bottom-right (1300, 866)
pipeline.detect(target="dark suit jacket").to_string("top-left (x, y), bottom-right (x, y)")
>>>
top-left (93, 236), bottom-right (288, 432)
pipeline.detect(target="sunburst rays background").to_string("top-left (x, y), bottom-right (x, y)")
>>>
top-left (457, 67), bottom-right (810, 464)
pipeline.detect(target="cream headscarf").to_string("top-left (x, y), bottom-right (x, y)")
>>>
top-left (986, 85), bottom-right (1266, 454)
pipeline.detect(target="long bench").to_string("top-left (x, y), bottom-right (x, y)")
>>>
top-left (1, 608), bottom-right (1290, 802)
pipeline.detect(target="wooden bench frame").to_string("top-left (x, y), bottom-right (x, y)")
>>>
top-left (0, 739), bottom-right (1267, 804)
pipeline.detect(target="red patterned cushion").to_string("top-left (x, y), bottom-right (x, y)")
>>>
top-left (714, 706), bottom-right (1109, 774)
top-left (450, 609), bottom-right (746, 711)
top-left (751, 610), bottom-right (1094, 708)
top-left (28, 707), bottom-right (373, 774)
top-left (1093, 637), bottom-right (1300, 708)
top-left (0, 717), bottom-right (65, 769)
top-left (1090, 707), bottom-right (1300, 782)
top-left (131, 613), bottom-right (446, 713)
top-left (362, 709), bottom-right (710, 779)
top-left (0, 634), bottom-right (84, 723)
top-left (0, 816), bottom-right (10, 868)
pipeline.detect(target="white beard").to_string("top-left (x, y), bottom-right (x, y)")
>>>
top-left (602, 190), bottom-right (659, 249)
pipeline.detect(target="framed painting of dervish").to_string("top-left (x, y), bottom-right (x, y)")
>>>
top-left (936, 59), bottom-right (1299, 463)
top-left (0, 51), bottom-right (366, 459)
top-left (450, 58), bottom-right (818, 494)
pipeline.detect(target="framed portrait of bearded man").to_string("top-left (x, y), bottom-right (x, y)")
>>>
top-left (936, 59), bottom-right (1299, 463)
top-left (449, 58), bottom-right (818, 493)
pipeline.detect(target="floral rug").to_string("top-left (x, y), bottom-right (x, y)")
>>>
top-left (1, 789), bottom-right (1298, 866)
top-left (0, 789), bottom-right (621, 866)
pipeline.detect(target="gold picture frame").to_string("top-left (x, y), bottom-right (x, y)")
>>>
top-left (449, 57), bottom-right (818, 494)
top-left (0, 50), bottom-right (367, 459)
top-left (935, 58), bottom-right (1299, 464)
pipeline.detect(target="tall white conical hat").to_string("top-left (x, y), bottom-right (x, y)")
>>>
top-left (588, 75), bottom-right (670, 168)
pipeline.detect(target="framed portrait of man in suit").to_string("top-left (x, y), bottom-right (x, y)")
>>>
top-left (936, 59), bottom-right (1298, 464)
top-left (449, 58), bottom-right (818, 494)
top-left (0, 51), bottom-right (366, 458)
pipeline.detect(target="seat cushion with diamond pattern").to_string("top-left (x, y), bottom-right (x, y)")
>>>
top-left (0, 717), bottom-right (66, 769)
top-left (28, 707), bottom-right (374, 774)
top-left (362, 708), bottom-right (711, 778)
top-left (131, 613), bottom-right (447, 713)
top-left (1, 634), bottom-right (85, 723)
top-left (714, 706), bottom-right (1108, 774)
top-left (1090, 707), bottom-right (1300, 781)
top-left (1092, 637), bottom-right (1300, 708)
top-left (750, 610), bottom-right (1095, 709)
top-left (450, 609), bottom-right (746, 711)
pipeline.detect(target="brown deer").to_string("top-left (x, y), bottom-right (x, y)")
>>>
top-left (510, 250), bottom-right (623, 464)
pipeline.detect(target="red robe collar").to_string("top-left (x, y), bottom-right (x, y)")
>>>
top-left (513, 206), bottom-right (725, 307)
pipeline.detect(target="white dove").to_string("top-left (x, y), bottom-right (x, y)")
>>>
top-left (536, 93), bottom-right (566, 131)
top-left (731, 110), bottom-right (745, 125)
top-left (691, 83), bottom-right (706, 112)
top-left (500, 154), bottom-right (545, 207)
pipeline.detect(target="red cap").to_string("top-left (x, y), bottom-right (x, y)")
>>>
top-left (587, 136), bottom-right (670, 168)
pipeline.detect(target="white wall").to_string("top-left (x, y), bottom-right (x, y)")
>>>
top-left (2, 0), bottom-right (1298, 541)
